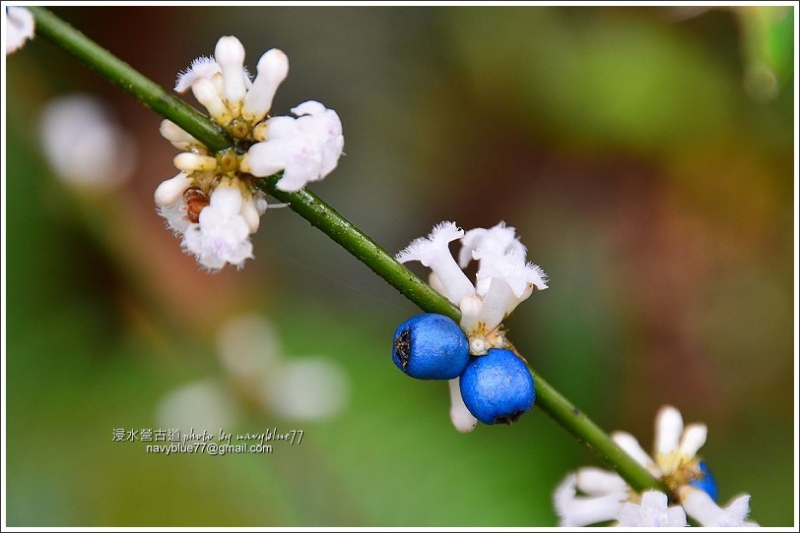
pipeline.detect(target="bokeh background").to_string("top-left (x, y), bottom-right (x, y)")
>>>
top-left (4, 5), bottom-right (796, 527)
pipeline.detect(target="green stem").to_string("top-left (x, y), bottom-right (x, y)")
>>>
top-left (530, 371), bottom-right (665, 493)
top-left (29, 6), bottom-right (233, 152)
top-left (30, 7), bottom-right (667, 495)
top-left (262, 180), bottom-right (460, 320)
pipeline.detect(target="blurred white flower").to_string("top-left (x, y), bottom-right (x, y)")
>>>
top-left (679, 487), bottom-right (758, 527)
top-left (220, 314), bottom-right (350, 421)
top-left (223, 314), bottom-right (352, 420)
top-left (553, 469), bottom-right (629, 527)
top-left (263, 357), bottom-right (349, 420)
top-left (617, 491), bottom-right (687, 527)
top-left (5, 6), bottom-right (35, 55)
top-left (156, 380), bottom-right (241, 435)
top-left (156, 315), bottom-right (350, 438)
top-left (553, 405), bottom-right (757, 527)
top-left (39, 94), bottom-right (135, 189)
top-left (217, 314), bottom-right (283, 382)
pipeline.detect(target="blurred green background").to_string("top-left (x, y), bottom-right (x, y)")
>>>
top-left (4, 5), bottom-right (795, 527)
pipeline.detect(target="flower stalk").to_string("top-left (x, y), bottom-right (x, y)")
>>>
top-left (29, 6), bottom-right (668, 495)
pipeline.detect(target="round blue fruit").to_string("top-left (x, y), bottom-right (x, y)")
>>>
top-left (689, 460), bottom-right (719, 502)
top-left (459, 348), bottom-right (535, 425)
top-left (392, 313), bottom-right (470, 380)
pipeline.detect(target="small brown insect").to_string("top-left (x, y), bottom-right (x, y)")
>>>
top-left (184, 187), bottom-right (210, 223)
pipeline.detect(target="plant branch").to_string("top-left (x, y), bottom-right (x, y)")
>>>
top-left (30, 6), bottom-right (668, 495)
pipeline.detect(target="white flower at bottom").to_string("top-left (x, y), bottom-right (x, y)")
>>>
top-left (611, 405), bottom-right (711, 486)
top-left (617, 491), bottom-right (687, 527)
top-left (5, 7), bottom-right (35, 55)
top-left (181, 180), bottom-right (254, 271)
top-left (553, 469), bottom-right (628, 526)
top-left (679, 487), bottom-right (758, 527)
top-left (155, 379), bottom-right (241, 435)
top-left (553, 405), bottom-right (758, 527)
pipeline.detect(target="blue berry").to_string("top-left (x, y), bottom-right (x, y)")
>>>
top-left (392, 313), bottom-right (470, 380)
top-left (459, 348), bottom-right (535, 425)
top-left (689, 460), bottom-right (719, 502)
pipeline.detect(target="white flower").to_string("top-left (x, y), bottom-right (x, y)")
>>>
top-left (242, 48), bottom-right (289, 122)
top-left (175, 56), bottom-right (223, 93)
top-left (553, 469), bottom-right (629, 526)
top-left (448, 377), bottom-right (477, 433)
top-left (158, 198), bottom-right (192, 236)
top-left (468, 248), bottom-right (547, 336)
top-left (458, 221), bottom-right (527, 267)
top-left (154, 172), bottom-right (194, 208)
top-left (612, 405), bottom-right (710, 484)
top-left (242, 100), bottom-right (344, 192)
top-left (39, 94), bottom-right (135, 189)
top-left (5, 7), bottom-right (35, 55)
top-left (398, 221), bottom-right (547, 354)
top-left (154, 172), bottom-right (196, 235)
top-left (174, 53), bottom-right (252, 112)
top-left (159, 119), bottom-right (202, 151)
top-left (553, 405), bottom-right (758, 527)
top-left (617, 491), bottom-right (687, 527)
top-left (157, 35), bottom-right (344, 271)
top-left (396, 221), bottom-right (475, 305)
top-left (215, 36), bottom-right (248, 109)
top-left (181, 180), bottom-right (255, 271)
top-left (679, 486), bottom-right (758, 527)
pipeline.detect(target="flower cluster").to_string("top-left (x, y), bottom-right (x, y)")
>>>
top-left (155, 35), bottom-right (344, 271)
top-left (395, 221), bottom-right (548, 432)
top-left (553, 405), bottom-right (757, 527)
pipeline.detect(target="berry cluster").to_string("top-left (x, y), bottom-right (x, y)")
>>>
top-left (392, 313), bottom-right (535, 426)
